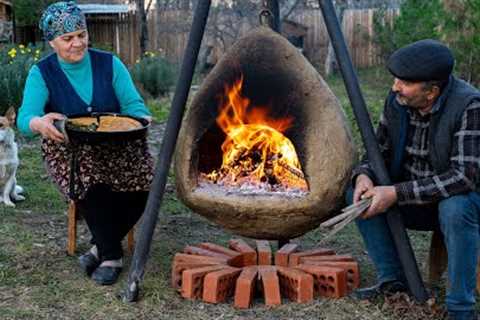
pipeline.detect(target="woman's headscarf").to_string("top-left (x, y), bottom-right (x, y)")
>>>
top-left (39, 1), bottom-right (87, 41)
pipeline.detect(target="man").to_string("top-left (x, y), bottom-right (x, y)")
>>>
top-left (348, 39), bottom-right (480, 320)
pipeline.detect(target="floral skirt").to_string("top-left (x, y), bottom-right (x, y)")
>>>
top-left (41, 138), bottom-right (154, 200)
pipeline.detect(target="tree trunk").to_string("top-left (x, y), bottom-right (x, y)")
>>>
top-left (324, 1), bottom-right (346, 76)
top-left (137, 0), bottom-right (148, 56)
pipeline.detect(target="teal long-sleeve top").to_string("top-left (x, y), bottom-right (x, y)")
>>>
top-left (17, 51), bottom-right (150, 136)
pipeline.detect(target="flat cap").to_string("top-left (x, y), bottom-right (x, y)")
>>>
top-left (387, 39), bottom-right (454, 81)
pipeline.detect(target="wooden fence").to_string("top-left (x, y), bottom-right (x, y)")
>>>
top-left (14, 12), bottom-right (139, 66)
top-left (146, 7), bottom-right (398, 73)
top-left (342, 8), bottom-right (398, 68)
top-left (12, 7), bottom-right (398, 71)
top-left (86, 13), bottom-right (139, 65)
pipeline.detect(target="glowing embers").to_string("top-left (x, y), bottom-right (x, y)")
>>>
top-left (200, 76), bottom-right (308, 194)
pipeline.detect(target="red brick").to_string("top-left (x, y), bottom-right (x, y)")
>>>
top-left (183, 245), bottom-right (231, 262)
top-left (171, 261), bottom-right (218, 290)
top-left (275, 243), bottom-right (299, 267)
top-left (258, 266), bottom-right (281, 306)
top-left (300, 254), bottom-right (354, 264)
top-left (256, 240), bottom-right (272, 265)
top-left (288, 248), bottom-right (335, 267)
top-left (198, 242), bottom-right (241, 257)
top-left (295, 264), bottom-right (347, 298)
top-left (303, 261), bottom-right (360, 291)
top-left (173, 253), bottom-right (227, 265)
top-left (229, 239), bottom-right (257, 266)
top-left (276, 266), bottom-right (314, 303)
top-left (234, 266), bottom-right (258, 309)
top-left (181, 265), bottom-right (227, 299)
top-left (203, 267), bottom-right (242, 303)
top-left (198, 243), bottom-right (243, 267)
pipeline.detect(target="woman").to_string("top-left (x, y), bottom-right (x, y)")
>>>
top-left (17, 1), bottom-right (154, 285)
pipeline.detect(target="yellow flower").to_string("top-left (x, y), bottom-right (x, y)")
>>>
top-left (34, 57), bottom-right (38, 61)
top-left (20, 49), bottom-right (25, 54)
top-left (35, 49), bottom-right (40, 55)
top-left (7, 48), bottom-right (16, 58)
top-left (19, 44), bottom-right (25, 49)
top-left (27, 48), bottom-right (31, 53)
top-left (144, 51), bottom-right (156, 58)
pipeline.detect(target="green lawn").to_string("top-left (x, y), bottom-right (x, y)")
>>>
top-left (0, 68), bottom-right (450, 320)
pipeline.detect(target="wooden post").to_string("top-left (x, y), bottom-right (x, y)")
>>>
top-left (428, 230), bottom-right (447, 285)
top-left (67, 201), bottom-right (77, 256)
top-left (127, 227), bottom-right (135, 254)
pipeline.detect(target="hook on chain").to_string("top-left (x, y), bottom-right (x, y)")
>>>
top-left (259, 9), bottom-right (273, 27)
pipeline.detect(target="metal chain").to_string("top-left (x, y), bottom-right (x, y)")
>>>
top-left (259, 1), bottom-right (273, 27)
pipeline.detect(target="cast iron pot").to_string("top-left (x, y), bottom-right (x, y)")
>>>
top-left (54, 113), bottom-right (150, 144)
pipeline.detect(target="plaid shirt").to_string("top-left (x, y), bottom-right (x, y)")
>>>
top-left (353, 100), bottom-right (480, 205)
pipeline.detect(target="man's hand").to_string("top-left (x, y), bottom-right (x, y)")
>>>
top-left (361, 186), bottom-right (398, 219)
top-left (29, 113), bottom-right (66, 143)
top-left (353, 174), bottom-right (374, 203)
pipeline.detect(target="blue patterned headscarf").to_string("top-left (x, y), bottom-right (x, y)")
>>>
top-left (39, 1), bottom-right (87, 41)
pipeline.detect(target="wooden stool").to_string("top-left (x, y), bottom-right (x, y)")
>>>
top-left (67, 201), bottom-right (135, 256)
top-left (428, 229), bottom-right (480, 292)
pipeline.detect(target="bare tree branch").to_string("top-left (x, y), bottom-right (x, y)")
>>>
top-left (281, 0), bottom-right (303, 20)
top-left (146, 0), bottom-right (154, 13)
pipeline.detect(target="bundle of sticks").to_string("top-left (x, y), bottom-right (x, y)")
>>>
top-left (318, 197), bottom-right (372, 245)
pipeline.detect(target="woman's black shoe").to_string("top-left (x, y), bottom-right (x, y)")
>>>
top-left (78, 252), bottom-right (100, 276)
top-left (91, 266), bottom-right (122, 285)
top-left (351, 280), bottom-right (407, 300)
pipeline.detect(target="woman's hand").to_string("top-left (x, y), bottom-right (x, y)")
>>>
top-left (142, 115), bottom-right (152, 124)
top-left (29, 113), bottom-right (66, 143)
top-left (353, 174), bottom-right (374, 203)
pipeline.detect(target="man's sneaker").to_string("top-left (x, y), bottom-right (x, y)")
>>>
top-left (351, 280), bottom-right (407, 300)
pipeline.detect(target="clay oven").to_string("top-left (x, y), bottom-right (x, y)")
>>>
top-left (175, 27), bottom-right (356, 239)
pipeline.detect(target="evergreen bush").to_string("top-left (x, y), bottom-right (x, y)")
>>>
top-left (374, 0), bottom-right (480, 85)
top-left (131, 52), bottom-right (177, 98)
top-left (373, 0), bottom-right (444, 60)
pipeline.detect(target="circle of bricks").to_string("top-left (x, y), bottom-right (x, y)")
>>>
top-left (171, 239), bottom-right (360, 308)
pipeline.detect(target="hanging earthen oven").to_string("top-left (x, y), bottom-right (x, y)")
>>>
top-left (175, 27), bottom-right (356, 240)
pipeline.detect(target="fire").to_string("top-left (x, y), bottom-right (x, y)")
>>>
top-left (202, 76), bottom-right (308, 192)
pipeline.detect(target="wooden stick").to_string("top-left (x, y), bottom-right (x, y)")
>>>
top-left (317, 198), bottom-right (372, 245)
top-left (277, 159), bottom-right (305, 179)
top-left (320, 198), bottom-right (371, 228)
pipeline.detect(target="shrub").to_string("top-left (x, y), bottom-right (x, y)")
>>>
top-left (373, 0), bottom-right (444, 60)
top-left (147, 98), bottom-right (171, 123)
top-left (373, 0), bottom-right (480, 85)
top-left (441, 0), bottom-right (480, 84)
top-left (0, 44), bottom-right (46, 115)
top-left (131, 52), bottom-right (177, 98)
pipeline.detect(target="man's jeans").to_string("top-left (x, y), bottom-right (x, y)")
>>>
top-left (346, 188), bottom-right (480, 312)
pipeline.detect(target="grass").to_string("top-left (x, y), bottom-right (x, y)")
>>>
top-left (147, 97), bottom-right (172, 123)
top-left (0, 67), bottom-right (454, 320)
top-left (327, 67), bottom-right (394, 154)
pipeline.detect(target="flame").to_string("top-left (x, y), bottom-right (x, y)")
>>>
top-left (203, 75), bottom-right (308, 191)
